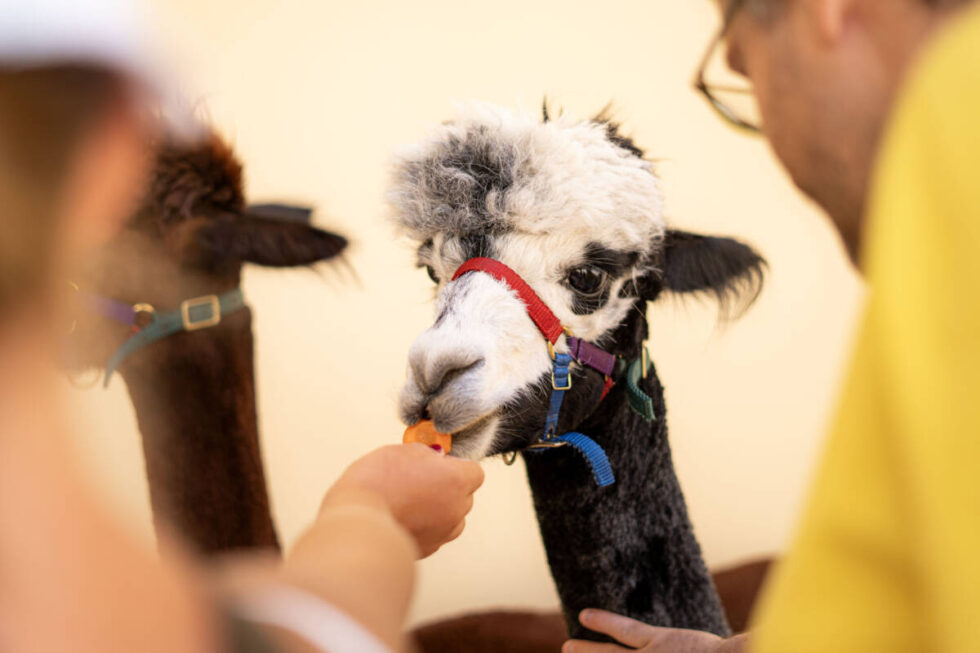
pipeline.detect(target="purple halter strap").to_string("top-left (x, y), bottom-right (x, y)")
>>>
top-left (566, 336), bottom-right (618, 378)
top-left (86, 293), bottom-right (139, 326)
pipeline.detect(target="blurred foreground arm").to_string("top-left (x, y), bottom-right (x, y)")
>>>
top-left (0, 382), bottom-right (482, 653)
top-left (243, 443), bottom-right (485, 651)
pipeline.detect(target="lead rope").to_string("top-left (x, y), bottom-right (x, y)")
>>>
top-left (452, 258), bottom-right (657, 488)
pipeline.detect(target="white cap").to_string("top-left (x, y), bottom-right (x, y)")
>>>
top-left (0, 0), bottom-right (198, 136)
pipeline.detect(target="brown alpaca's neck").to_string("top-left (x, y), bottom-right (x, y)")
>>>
top-left (120, 308), bottom-right (280, 554)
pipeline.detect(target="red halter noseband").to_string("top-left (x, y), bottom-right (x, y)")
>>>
top-left (453, 258), bottom-right (565, 344)
top-left (451, 257), bottom-right (624, 486)
top-left (451, 255), bottom-right (655, 420)
top-left (453, 257), bottom-right (621, 375)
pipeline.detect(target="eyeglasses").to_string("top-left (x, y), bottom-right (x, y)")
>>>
top-left (694, 0), bottom-right (762, 134)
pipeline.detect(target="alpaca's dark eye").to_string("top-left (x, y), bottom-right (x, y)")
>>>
top-left (425, 265), bottom-right (440, 284)
top-left (566, 266), bottom-right (607, 296)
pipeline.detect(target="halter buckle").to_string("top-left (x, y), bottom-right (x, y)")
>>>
top-left (527, 440), bottom-right (569, 450)
top-left (181, 295), bottom-right (221, 331)
top-left (133, 303), bottom-right (156, 329)
top-left (546, 327), bottom-right (575, 361)
top-left (552, 369), bottom-right (572, 391)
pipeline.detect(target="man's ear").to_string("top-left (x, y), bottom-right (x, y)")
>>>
top-left (642, 230), bottom-right (766, 318)
top-left (193, 212), bottom-right (348, 269)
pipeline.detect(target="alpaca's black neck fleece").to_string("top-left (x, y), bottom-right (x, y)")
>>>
top-left (522, 310), bottom-right (729, 641)
top-left (120, 309), bottom-right (280, 554)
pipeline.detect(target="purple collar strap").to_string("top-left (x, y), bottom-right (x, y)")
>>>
top-left (566, 336), bottom-right (618, 378)
top-left (86, 293), bottom-right (139, 326)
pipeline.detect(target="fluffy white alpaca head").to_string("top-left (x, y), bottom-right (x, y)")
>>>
top-left (389, 103), bottom-right (764, 459)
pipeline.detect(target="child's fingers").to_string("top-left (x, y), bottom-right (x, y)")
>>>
top-left (452, 459), bottom-right (485, 492)
top-left (445, 518), bottom-right (466, 543)
top-left (562, 640), bottom-right (631, 653)
top-left (579, 609), bottom-right (656, 649)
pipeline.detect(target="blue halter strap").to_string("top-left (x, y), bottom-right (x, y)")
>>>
top-left (453, 258), bottom-right (658, 489)
top-left (523, 351), bottom-right (617, 487)
top-left (542, 432), bottom-right (617, 488)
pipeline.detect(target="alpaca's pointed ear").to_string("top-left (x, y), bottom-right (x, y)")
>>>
top-left (194, 212), bottom-right (348, 269)
top-left (643, 230), bottom-right (766, 317)
top-left (244, 203), bottom-right (314, 224)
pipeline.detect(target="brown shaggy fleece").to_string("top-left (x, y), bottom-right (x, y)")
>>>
top-left (70, 129), bottom-right (348, 554)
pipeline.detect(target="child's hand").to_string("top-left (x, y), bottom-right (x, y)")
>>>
top-left (322, 444), bottom-right (485, 558)
top-left (563, 610), bottom-right (748, 653)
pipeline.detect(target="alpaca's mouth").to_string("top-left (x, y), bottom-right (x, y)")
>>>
top-left (450, 412), bottom-right (495, 440)
top-left (446, 412), bottom-right (497, 454)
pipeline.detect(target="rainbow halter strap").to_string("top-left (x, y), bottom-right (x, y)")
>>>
top-left (452, 258), bottom-right (657, 488)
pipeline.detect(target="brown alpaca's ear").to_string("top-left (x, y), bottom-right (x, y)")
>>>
top-left (641, 230), bottom-right (766, 318)
top-left (243, 203), bottom-right (315, 224)
top-left (193, 212), bottom-right (348, 269)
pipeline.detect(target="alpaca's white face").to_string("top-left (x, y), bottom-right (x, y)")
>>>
top-left (390, 104), bottom-right (666, 459)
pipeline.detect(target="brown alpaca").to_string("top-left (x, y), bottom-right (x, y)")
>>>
top-left (68, 131), bottom-right (347, 554)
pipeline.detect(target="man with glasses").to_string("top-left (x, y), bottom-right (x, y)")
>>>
top-left (563, 0), bottom-right (980, 651)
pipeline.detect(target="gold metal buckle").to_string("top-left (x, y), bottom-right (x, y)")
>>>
top-left (546, 327), bottom-right (575, 361)
top-left (181, 295), bottom-right (221, 331)
top-left (549, 327), bottom-right (575, 389)
top-left (527, 441), bottom-right (569, 450)
top-left (552, 370), bottom-right (572, 391)
top-left (132, 303), bottom-right (156, 329)
top-left (641, 345), bottom-right (650, 380)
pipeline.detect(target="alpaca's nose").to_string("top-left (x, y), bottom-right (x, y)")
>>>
top-left (410, 349), bottom-right (485, 399)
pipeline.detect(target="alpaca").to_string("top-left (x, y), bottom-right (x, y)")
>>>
top-left (389, 103), bottom-right (765, 641)
top-left (68, 131), bottom-right (348, 554)
top-left (412, 558), bottom-right (775, 652)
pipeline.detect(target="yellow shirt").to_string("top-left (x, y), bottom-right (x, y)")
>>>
top-left (753, 5), bottom-right (980, 652)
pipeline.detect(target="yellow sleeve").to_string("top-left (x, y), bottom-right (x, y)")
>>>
top-left (752, 5), bottom-right (980, 652)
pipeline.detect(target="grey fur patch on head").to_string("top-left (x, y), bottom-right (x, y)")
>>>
top-left (387, 103), bottom-right (666, 251)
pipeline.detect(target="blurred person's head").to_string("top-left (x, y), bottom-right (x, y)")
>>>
top-left (717, 0), bottom-right (971, 262)
top-left (0, 65), bottom-right (148, 326)
top-left (0, 0), bottom-right (175, 333)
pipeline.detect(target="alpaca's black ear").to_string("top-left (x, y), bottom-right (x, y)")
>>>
top-left (194, 212), bottom-right (348, 269)
top-left (244, 203), bottom-right (315, 224)
top-left (643, 230), bottom-right (766, 317)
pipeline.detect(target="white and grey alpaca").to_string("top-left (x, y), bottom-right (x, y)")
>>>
top-left (389, 103), bottom-right (765, 641)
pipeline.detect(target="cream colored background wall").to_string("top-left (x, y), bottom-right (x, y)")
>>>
top-left (67, 0), bottom-right (864, 626)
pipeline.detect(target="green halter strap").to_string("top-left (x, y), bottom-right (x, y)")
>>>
top-left (625, 345), bottom-right (657, 422)
top-left (103, 289), bottom-right (246, 386)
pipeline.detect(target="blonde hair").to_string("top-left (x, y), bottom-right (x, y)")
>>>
top-left (0, 65), bottom-right (124, 316)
